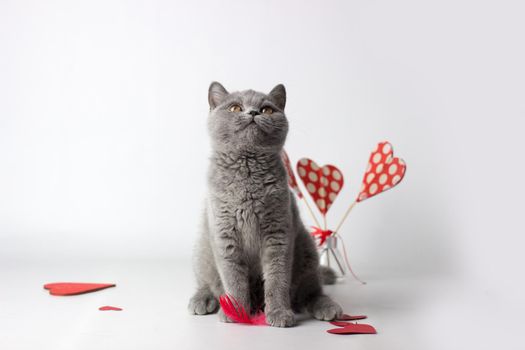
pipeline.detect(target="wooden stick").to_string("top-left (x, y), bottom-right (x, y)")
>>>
top-left (333, 200), bottom-right (357, 234)
top-left (301, 197), bottom-right (321, 228)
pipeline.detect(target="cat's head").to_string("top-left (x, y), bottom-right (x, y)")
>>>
top-left (207, 82), bottom-right (288, 153)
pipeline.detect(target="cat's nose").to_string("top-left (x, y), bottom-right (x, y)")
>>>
top-left (248, 110), bottom-right (260, 117)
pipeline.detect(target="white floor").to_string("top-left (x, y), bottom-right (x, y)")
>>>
top-left (0, 260), bottom-right (522, 350)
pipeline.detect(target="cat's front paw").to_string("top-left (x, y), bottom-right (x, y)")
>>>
top-left (309, 295), bottom-right (343, 321)
top-left (265, 309), bottom-right (296, 327)
top-left (188, 293), bottom-right (219, 315)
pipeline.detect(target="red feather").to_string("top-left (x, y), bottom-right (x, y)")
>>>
top-left (219, 294), bottom-right (267, 326)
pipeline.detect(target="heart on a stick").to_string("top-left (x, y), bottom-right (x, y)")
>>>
top-left (357, 141), bottom-right (406, 202)
top-left (296, 158), bottom-right (344, 215)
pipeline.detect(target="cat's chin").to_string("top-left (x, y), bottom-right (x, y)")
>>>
top-left (246, 121), bottom-right (259, 129)
top-left (238, 122), bottom-right (263, 136)
top-left (235, 121), bottom-right (257, 132)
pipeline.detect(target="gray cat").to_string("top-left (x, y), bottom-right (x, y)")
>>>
top-left (188, 82), bottom-right (342, 327)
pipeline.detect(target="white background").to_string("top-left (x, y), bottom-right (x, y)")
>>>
top-left (1, 1), bottom-right (524, 349)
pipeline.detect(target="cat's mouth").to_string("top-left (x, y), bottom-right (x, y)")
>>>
top-left (246, 122), bottom-right (260, 132)
top-left (236, 117), bottom-right (271, 134)
top-left (239, 118), bottom-right (258, 130)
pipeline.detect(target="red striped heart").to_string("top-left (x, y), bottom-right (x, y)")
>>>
top-left (357, 142), bottom-right (406, 202)
top-left (296, 158), bottom-right (344, 215)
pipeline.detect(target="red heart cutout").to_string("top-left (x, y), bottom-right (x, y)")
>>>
top-left (99, 306), bottom-right (123, 311)
top-left (357, 141), bottom-right (406, 202)
top-left (337, 313), bottom-right (367, 321)
top-left (296, 158), bottom-right (344, 215)
top-left (330, 321), bottom-right (353, 327)
top-left (44, 282), bottom-right (116, 296)
top-left (281, 150), bottom-right (303, 198)
top-left (327, 323), bottom-right (377, 334)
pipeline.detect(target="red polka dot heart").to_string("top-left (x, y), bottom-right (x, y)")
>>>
top-left (357, 142), bottom-right (406, 202)
top-left (296, 159), bottom-right (344, 215)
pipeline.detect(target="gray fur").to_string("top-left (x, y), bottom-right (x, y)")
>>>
top-left (188, 82), bottom-right (342, 327)
top-left (319, 265), bottom-right (337, 285)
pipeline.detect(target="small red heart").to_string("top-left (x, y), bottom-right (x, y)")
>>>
top-left (44, 282), bottom-right (116, 296)
top-left (357, 141), bottom-right (406, 202)
top-left (338, 313), bottom-right (367, 321)
top-left (99, 306), bottom-right (123, 311)
top-left (296, 158), bottom-right (344, 215)
top-left (327, 323), bottom-right (377, 334)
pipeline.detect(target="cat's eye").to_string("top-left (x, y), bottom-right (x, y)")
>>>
top-left (261, 107), bottom-right (273, 115)
top-left (229, 104), bottom-right (242, 113)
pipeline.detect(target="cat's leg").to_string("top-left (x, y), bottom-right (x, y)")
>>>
top-left (188, 206), bottom-right (220, 315)
top-left (260, 218), bottom-right (296, 327)
top-left (215, 251), bottom-right (250, 322)
top-left (293, 229), bottom-right (342, 321)
top-left (212, 214), bottom-right (251, 323)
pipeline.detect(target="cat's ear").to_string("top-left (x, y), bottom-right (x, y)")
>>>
top-left (269, 84), bottom-right (286, 110)
top-left (208, 81), bottom-right (229, 109)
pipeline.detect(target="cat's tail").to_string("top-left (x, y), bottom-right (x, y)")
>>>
top-left (319, 265), bottom-right (337, 285)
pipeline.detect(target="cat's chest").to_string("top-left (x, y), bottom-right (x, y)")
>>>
top-left (222, 175), bottom-right (271, 229)
top-left (217, 166), bottom-right (280, 228)
top-left (227, 177), bottom-right (267, 202)
top-left (210, 155), bottom-right (285, 231)
top-left (218, 159), bottom-right (277, 203)
top-left (222, 176), bottom-right (271, 258)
